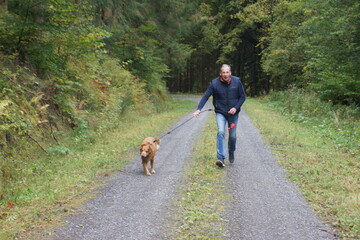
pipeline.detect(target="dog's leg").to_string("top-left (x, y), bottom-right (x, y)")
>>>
top-left (150, 158), bottom-right (155, 174)
top-left (142, 160), bottom-right (151, 176)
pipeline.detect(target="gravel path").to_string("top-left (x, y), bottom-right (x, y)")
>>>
top-left (51, 100), bottom-right (212, 240)
top-left (224, 110), bottom-right (337, 240)
top-left (50, 97), bottom-right (337, 240)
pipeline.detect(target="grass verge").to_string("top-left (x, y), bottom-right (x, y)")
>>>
top-left (244, 98), bottom-right (360, 239)
top-left (0, 98), bottom-right (196, 240)
top-left (165, 113), bottom-right (229, 240)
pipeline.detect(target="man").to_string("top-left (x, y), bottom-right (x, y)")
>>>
top-left (193, 64), bottom-right (246, 167)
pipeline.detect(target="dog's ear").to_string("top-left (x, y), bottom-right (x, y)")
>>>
top-left (153, 137), bottom-right (160, 144)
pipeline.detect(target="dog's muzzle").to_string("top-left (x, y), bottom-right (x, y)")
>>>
top-left (141, 151), bottom-right (148, 157)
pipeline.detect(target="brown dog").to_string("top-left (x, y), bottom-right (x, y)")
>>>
top-left (139, 137), bottom-right (160, 176)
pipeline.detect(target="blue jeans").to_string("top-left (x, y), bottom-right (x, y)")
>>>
top-left (216, 113), bottom-right (239, 161)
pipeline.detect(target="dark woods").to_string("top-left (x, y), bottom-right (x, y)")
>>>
top-left (1, 0), bottom-right (359, 101)
top-left (167, 0), bottom-right (359, 106)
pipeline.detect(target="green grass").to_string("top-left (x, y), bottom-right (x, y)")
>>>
top-left (165, 114), bottom-right (229, 240)
top-left (244, 98), bottom-right (360, 239)
top-left (0, 97), bottom-right (196, 240)
top-left (266, 88), bottom-right (359, 156)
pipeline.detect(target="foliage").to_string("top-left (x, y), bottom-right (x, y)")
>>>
top-left (0, 62), bottom-right (40, 146)
top-left (102, 0), bottom-right (197, 97)
top-left (266, 87), bottom-right (359, 156)
top-left (260, 1), bottom-right (307, 89)
top-left (300, 0), bottom-right (360, 105)
top-left (0, 0), bottom-right (200, 150)
top-left (167, 0), bottom-right (359, 106)
top-left (260, 0), bottom-right (360, 104)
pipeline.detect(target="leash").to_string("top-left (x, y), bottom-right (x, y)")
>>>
top-left (158, 108), bottom-right (212, 139)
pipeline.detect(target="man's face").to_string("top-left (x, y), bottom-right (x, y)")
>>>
top-left (220, 67), bottom-right (231, 81)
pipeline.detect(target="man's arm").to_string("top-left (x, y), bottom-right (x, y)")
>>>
top-left (234, 79), bottom-right (246, 110)
top-left (193, 82), bottom-right (213, 117)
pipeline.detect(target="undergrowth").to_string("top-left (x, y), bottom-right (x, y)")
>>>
top-left (266, 88), bottom-right (359, 156)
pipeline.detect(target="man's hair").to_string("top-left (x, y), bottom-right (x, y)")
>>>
top-left (220, 64), bottom-right (231, 72)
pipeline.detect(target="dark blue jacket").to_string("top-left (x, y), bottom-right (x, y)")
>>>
top-left (197, 76), bottom-right (246, 116)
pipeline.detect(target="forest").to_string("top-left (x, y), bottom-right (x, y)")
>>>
top-left (0, 0), bottom-right (359, 150)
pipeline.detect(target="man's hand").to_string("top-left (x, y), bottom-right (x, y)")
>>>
top-left (193, 109), bottom-right (201, 117)
top-left (228, 108), bottom-right (237, 115)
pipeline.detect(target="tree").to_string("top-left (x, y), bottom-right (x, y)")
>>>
top-left (178, 0), bottom-right (359, 106)
top-left (300, 0), bottom-right (360, 105)
top-left (261, 0), bottom-right (307, 90)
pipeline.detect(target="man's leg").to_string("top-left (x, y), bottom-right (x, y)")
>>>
top-left (228, 113), bottom-right (239, 163)
top-left (216, 113), bottom-right (227, 167)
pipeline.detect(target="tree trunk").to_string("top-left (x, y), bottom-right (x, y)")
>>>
top-left (102, 8), bottom-right (113, 24)
top-left (0, 0), bottom-right (7, 12)
top-left (34, 3), bottom-right (45, 23)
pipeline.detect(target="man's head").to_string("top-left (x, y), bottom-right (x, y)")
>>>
top-left (219, 64), bottom-right (231, 82)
